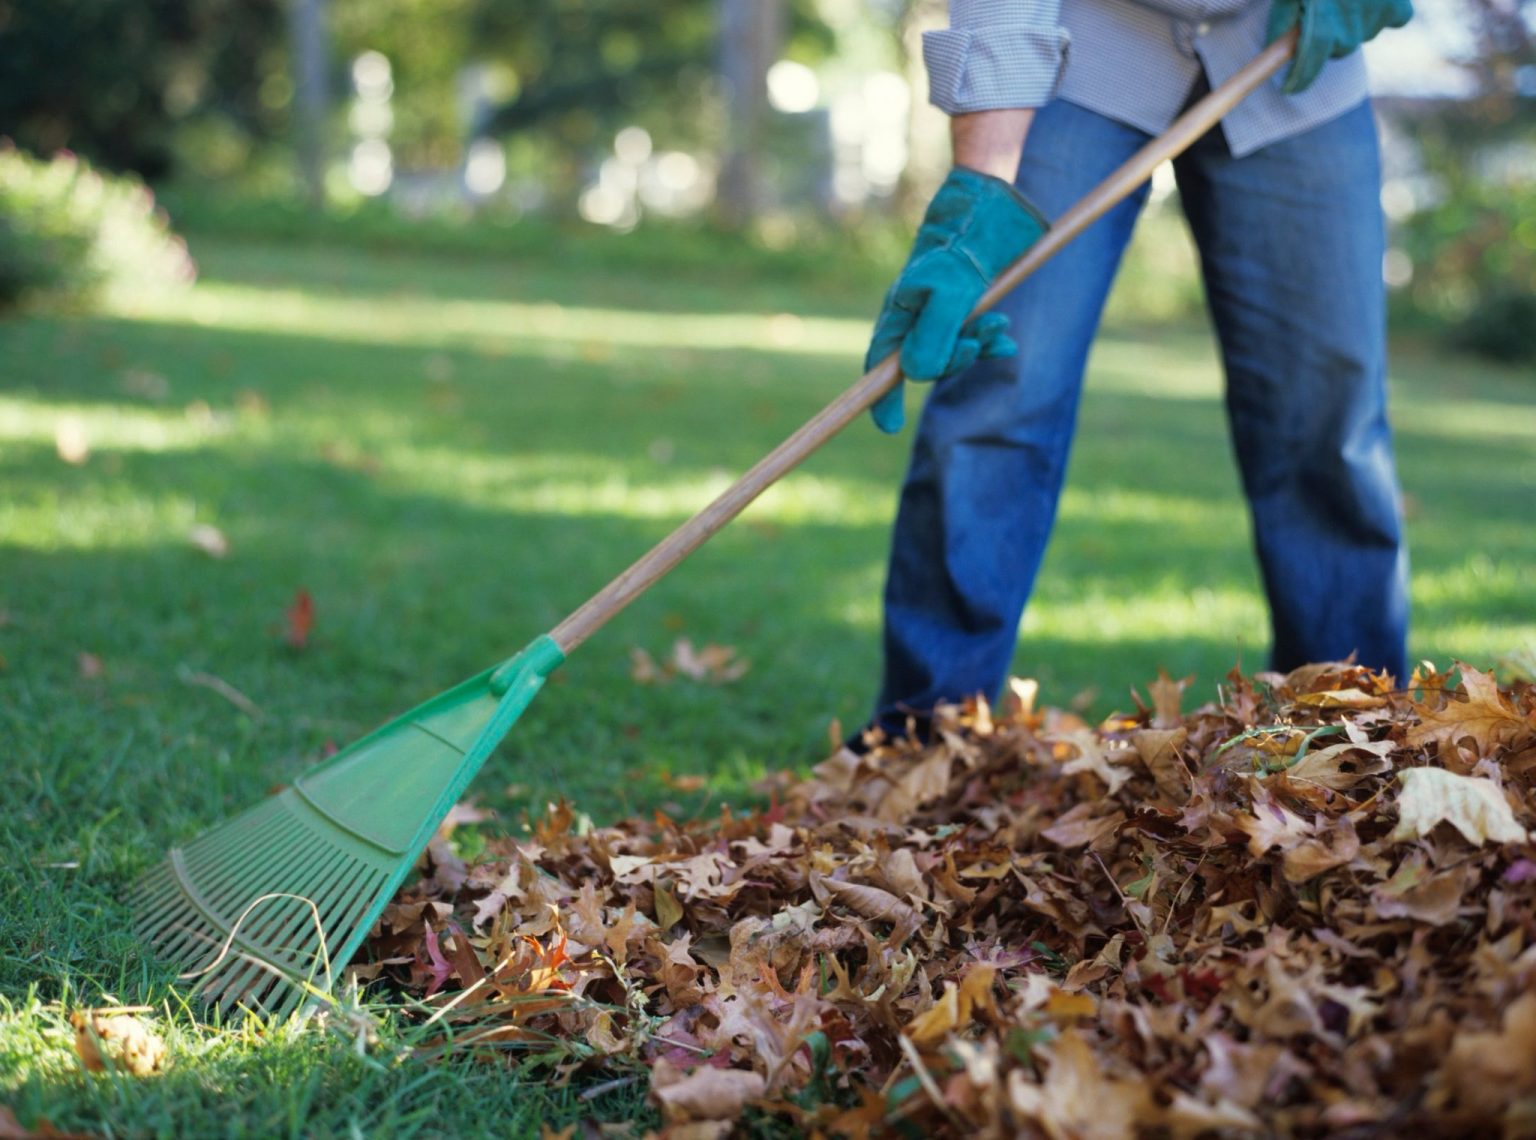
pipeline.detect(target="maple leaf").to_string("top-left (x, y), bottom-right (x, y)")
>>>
top-left (1391, 767), bottom-right (1529, 846)
top-left (1056, 728), bottom-right (1134, 795)
top-left (1407, 664), bottom-right (1536, 757)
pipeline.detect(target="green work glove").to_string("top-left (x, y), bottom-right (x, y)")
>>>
top-left (1267, 0), bottom-right (1413, 94)
top-left (865, 167), bottom-right (1049, 434)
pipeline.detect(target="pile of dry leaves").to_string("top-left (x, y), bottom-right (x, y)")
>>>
top-left (360, 662), bottom-right (1536, 1138)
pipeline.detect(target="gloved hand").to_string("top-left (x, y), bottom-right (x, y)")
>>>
top-left (1267, 0), bottom-right (1413, 94)
top-left (865, 167), bottom-right (1049, 433)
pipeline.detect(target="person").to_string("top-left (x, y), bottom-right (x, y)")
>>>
top-left (862, 0), bottom-right (1413, 742)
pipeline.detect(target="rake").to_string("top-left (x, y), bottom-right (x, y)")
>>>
top-left (134, 36), bottom-right (1296, 1017)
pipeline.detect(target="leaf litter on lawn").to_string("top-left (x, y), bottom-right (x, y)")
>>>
top-left (358, 661), bottom-right (1536, 1138)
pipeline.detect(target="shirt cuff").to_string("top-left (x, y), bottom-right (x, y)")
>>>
top-left (923, 24), bottom-right (1071, 114)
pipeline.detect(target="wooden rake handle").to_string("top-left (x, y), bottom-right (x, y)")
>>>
top-left (550, 32), bottom-right (1297, 655)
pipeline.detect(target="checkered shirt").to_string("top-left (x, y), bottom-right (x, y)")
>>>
top-left (923, 0), bottom-right (1373, 157)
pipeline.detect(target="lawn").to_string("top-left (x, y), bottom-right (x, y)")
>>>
top-left (2, 232), bottom-right (1532, 1136)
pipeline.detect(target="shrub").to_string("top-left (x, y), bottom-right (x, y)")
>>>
top-left (0, 144), bottom-right (196, 312)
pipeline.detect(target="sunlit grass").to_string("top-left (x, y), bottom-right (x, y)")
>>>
top-left (116, 280), bottom-right (869, 362)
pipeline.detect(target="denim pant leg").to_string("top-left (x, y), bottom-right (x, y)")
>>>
top-left (1173, 99), bottom-right (1409, 681)
top-left (874, 101), bottom-right (1154, 734)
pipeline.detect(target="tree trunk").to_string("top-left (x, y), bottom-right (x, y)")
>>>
top-left (290, 0), bottom-right (331, 209)
top-left (715, 0), bottom-right (784, 228)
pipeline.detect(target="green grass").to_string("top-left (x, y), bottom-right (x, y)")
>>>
top-left (2, 234), bottom-right (1533, 1136)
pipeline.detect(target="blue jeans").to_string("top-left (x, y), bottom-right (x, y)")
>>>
top-left (874, 95), bottom-right (1409, 734)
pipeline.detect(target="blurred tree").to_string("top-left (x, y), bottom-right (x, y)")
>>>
top-left (455, 0), bottom-right (831, 215)
top-left (472, 0), bottom-right (718, 141)
top-left (291, 0), bottom-right (332, 207)
top-left (716, 0), bottom-right (785, 226)
top-left (0, 0), bottom-right (285, 178)
top-left (1390, 0), bottom-right (1536, 361)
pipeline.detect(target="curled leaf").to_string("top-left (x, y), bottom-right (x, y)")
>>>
top-left (1391, 768), bottom-right (1529, 846)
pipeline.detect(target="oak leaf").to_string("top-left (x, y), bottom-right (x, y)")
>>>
top-left (1407, 664), bottom-right (1535, 757)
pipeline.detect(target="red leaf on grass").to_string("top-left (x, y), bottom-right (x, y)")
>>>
top-left (285, 589), bottom-right (315, 650)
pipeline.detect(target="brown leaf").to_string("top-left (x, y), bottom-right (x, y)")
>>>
top-left (1430, 990), bottom-right (1536, 1116)
top-left (1280, 815), bottom-right (1360, 883)
top-left (1294, 689), bottom-right (1388, 710)
top-left (1233, 784), bottom-right (1314, 858)
top-left (1009, 1030), bottom-right (1152, 1138)
top-left (1371, 854), bottom-right (1474, 926)
top-left (1408, 664), bottom-right (1536, 757)
top-left (1041, 803), bottom-right (1125, 850)
top-left (905, 966), bottom-right (997, 1046)
top-left (361, 659), bottom-right (1536, 1139)
top-left (1281, 740), bottom-right (1393, 790)
top-left (70, 1010), bottom-right (166, 1076)
top-left (653, 1066), bottom-right (766, 1123)
top-left (814, 875), bottom-right (921, 930)
top-left (1148, 671), bottom-right (1190, 729)
top-left (1391, 768), bottom-right (1529, 846)
top-left (671, 639), bottom-right (750, 684)
top-left (1056, 728), bottom-right (1134, 795)
top-left (1132, 727), bottom-right (1190, 801)
top-left (1162, 1092), bottom-right (1264, 1140)
top-left (654, 881), bottom-right (685, 932)
top-left (631, 639), bottom-right (750, 686)
top-left (0, 1106), bottom-right (90, 1140)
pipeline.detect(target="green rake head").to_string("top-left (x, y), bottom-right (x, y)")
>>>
top-left (133, 636), bottom-right (565, 1018)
